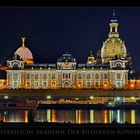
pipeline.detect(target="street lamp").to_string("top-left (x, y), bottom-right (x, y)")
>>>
top-left (90, 96), bottom-right (94, 100)
top-left (75, 98), bottom-right (79, 100)
top-left (4, 95), bottom-right (8, 99)
top-left (131, 97), bottom-right (135, 100)
top-left (46, 96), bottom-right (51, 99)
top-left (116, 97), bottom-right (120, 101)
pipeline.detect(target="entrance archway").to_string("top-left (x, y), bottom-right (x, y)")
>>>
top-left (63, 81), bottom-right (70, 88)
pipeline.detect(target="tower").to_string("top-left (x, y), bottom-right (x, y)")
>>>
top-left (108, 10), bottom-right (119, 38)
top-left (87, 50), bottom-right (95, 64)
top-left (101, 10), bottom-right (127, 63)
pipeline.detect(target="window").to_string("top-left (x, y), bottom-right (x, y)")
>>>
top-left (78, 82), bottom-right (82, 88)
top-left (52, 73), bottom-right (56, 80)
top-left (95, 82), bottom-right (99, 87)
top-left (116, 81), bottom-right (122, 88)
top-left (13, 73), bottom-right (18, 80)
top-left (87, 74), bottom-right (91, 79)
top-left (104, 74), bottom-right (108, 79)
top-left (112, 26), bottom-right (115, 32)
top-left (34, 81), bottom-right (39, 88)
top-left (35, 74), bottom-right (39, 80)
top-left (87, 82), bottom-right (91, 88)
top-left (69, 73), bottom-right (70, 79)
top-left (26, 74), bottom-right (30, 79)
top-left (66, 74), bottom-right (68, 79)
top-left (95, 74), bottom-right (99, 79)
top-left (13, 81), bottom-right (18, 88)
top-left (52, 82), bottom-right (55, 87)
top-left (43, 74), bottom-right (47, 79)
top-left (26, 82), bottom-right (31, 88)
top-left (42, 81), bottom-right (47, 88)
top-left (77, 73), bottom-right (82, 79)
top-left (116, 73), bottom-right (121, 80)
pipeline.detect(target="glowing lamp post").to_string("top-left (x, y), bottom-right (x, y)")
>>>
top-left (4, 95), bottom-right (8, 99)
top-left (90, 96), bottom-right (94, 100)
top-left (46, 96), bottom-right (51, 99)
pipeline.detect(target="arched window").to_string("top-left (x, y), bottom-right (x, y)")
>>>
top-left (112, 26), bottom-right (115, 32)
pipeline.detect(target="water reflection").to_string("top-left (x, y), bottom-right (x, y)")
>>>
top-left (1, 109), bottom-right (140, 124)
top-left (0, 110), bottom-right (28, 123)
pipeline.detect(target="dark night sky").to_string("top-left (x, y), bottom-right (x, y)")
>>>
top-left (0, 7), bottom-right (140, 71)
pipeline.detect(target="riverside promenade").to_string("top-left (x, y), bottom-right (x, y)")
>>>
top-left (0, 89), bottom-right (140, 99)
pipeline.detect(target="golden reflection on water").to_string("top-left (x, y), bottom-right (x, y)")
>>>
top-left (3, 116), bottom-right (6, 123)
top-left (24, 111), bottom-right (28, 123)
top-left (104, 110), bottom-right (108, 123)
top-left (117, 110), bottom-right (120, 123)
top-left (0, 109), bottom-right (140, 124)
top-left (51, 110), bottom-right (56, 122)
top-left (109, 110), bottom-right (112, 123)
top-left (47, 109), bottom-right (51, 122)
top-left (76, 110), bottom-right (81, 124)
top-left (90, 110), bottom-right (94, 123)
top-left (131, 110), bottom-right (135, 124)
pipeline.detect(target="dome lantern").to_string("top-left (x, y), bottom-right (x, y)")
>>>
top-left (109, 10), bottom-right (119, 38)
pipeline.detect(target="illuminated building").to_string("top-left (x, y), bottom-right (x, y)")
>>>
top-left (14, 37), bottom-right (34, 64)
top-left (101, 10), bottom-right (127, 64)
top-left (5, 11), bottom-right (131, 90)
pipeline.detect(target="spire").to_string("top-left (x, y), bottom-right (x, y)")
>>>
top-left (111, 9), bottom-right (117, 23)
top-left (113, 9), bottom-right (115, 17)
top-left (109, 10), bottom-right (119, 38)
top-left (90, 50), bottom-right (93, 56)
top-left (21, 37), bottom-right (26, 47)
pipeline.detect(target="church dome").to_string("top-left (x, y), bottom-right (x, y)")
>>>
top-left (101, 11), bottom-right (127, 63)
top-left (15, 37), bottom-right (34, 64)
top-left (101, 37), bottom-right (127, 62)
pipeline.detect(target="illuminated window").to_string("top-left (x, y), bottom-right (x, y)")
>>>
top-left (13, 73), bottom-right (18, 80)
top-left (103, 82), bottom-right (108, 88)
top-left (26, 81), bottom-right (31, 87)
top-left (78, 82), bottom-right (82, 87)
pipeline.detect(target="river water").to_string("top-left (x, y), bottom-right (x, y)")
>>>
top-left (0, 109), bottom-right (140, 124)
